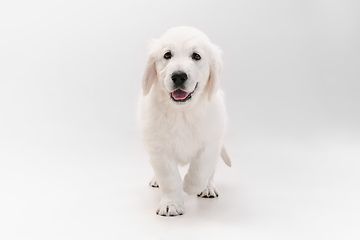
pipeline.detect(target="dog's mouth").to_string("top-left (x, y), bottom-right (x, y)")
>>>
top-left (170, 83), bottom-right (198, 103)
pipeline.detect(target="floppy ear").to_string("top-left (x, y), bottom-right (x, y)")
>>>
top-left (206, 44), bottom-right (223, 101)
top-left (142, 45), bottom-right (157, 96)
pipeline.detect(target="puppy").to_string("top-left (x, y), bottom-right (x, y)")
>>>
top-left (138, 26), bottom-right (231, 217)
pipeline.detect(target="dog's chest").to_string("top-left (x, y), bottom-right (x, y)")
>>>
top-left (145, 109), bottom-right (204, 162)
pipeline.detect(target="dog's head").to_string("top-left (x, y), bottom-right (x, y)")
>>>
top-left (142, 27), bottom-right (222, 105)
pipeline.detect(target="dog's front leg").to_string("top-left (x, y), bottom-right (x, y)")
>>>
top-left (150, 157), bottom-right (184, 216)
top-left (183, 144), bottom-right (221, 195)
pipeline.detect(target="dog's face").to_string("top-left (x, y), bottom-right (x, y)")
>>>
top-left (158, 38), bottom-right (208, 104)
top-left (142, 27), bottom-right (222, 105)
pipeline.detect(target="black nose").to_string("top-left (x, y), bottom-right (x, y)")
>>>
top-left (171, 71), bottom-right (188, 85)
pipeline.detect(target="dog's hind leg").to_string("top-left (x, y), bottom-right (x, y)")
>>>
top-left (197, 172), bottom-right (219, 198)
top-left (149, 176), bottom-right (159, 188)
top-left (183, 143), bottom-right (221, 196)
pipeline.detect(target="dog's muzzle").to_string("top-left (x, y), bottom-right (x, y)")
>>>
top-left (170, 83), bottom-right (198, 103)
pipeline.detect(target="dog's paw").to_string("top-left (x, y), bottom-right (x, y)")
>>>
top-left (156, 202), bottom-right (184, 217)
top-left (197, 186), bottom-right (219, 198)
top-left (183, 174), bottom-right (206, 195)
top-left (149, 178), bottom-right (159, 188)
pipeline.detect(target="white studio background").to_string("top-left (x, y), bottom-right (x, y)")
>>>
top-left (1, 0), bottom-right (359, 239)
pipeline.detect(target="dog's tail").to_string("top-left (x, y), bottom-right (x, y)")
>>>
top-left (221, 145), bottom-right (232, 167)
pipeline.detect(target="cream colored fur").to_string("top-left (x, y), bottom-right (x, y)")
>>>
top-left (138, 26), bottom-right (231, 217)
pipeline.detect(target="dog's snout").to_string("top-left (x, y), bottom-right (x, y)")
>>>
top-left (171, 71), bottom-right (188, 85)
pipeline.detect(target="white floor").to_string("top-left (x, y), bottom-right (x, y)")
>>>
top-left (1, 131), bottom-right (359, 240)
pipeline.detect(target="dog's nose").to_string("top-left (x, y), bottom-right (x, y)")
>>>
top-left (171, 71), bottom-right (188, 85)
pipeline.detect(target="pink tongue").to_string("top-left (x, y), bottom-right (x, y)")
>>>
top-left (172, 89), bottom-right (189, 100)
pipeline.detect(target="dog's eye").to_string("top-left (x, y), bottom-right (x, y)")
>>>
top-left (164, 51), bottom-right (172, 59)
top-left (192, 52), bottom-right (201, 61)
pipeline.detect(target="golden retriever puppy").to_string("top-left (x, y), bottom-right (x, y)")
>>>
top-left (138, 26), bottom-right (231, 217)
